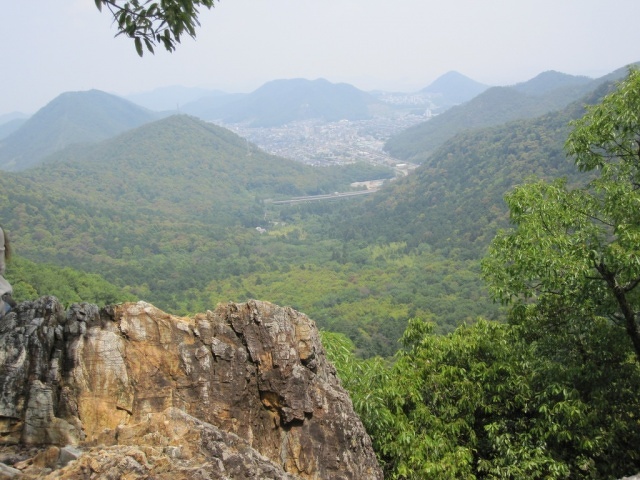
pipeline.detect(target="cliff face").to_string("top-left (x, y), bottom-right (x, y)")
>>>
top-left (0, 297), bottom-right (382, 479)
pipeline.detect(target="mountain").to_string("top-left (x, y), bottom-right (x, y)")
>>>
top-left (0, 114), bottom-right (388, 295)
top-left (126, 85), bottom-right (229, 112)
top-left (181, 92), bottom-right (247, 119)
top-left (339, 81), bottom-right (616, 257)
top-left (511, 70), bottom-right (592, 95)
top-left (0, 111), bottom-right (29, 125)
top-left (0, 113), bottom-right (398, 353)
top-left (0, 112), bottom-right (29, 140)
top-left (384, 68), bottom-right (626, 162)
top-left (33, 114), bottom-right (384, 215)
top-left (0, 118), bottom-right (27, 140)
top-left (0, 67), bottom-right (631, 360)
top-left (0, 89), bottom-right (158, 171)
top-left (185, 78), bottom-right (386, 127)
top-left (420, 71), bottom-right (490, 107)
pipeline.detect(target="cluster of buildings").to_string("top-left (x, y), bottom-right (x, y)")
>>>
top-left (224, 114), bottom-right (424, 171)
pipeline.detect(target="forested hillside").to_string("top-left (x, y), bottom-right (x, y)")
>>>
top-left (323, 69), bottom-right (640, 480)
top-left (4, 1), bottom-right (640, 477)
top-left (0, 90), bottom-right (158, 171)
top-left (1, 114), bottom-right (414, 355)
top-left (352, 81), bottom-right (614, 257)
top-left (3, 67), bottom-right (640, 478)
top-left (384, 69), bottom-right (623, 162)
top-left (510, 70), bottom-right (591, 95)
top-left (7, 256), bottom-right (134, 307)
top-left (0, 76), bottom-right (621, 358)
top-left (31, 114), bottom-right (389, 220)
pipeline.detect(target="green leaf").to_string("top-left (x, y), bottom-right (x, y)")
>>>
top-left (144, 38), bottom-right (155, 54)
top-left (134, 37), bottom-right (143, 57)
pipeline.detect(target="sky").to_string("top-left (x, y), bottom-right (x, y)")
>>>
top-left (2, 0), bottom-right (639, 115)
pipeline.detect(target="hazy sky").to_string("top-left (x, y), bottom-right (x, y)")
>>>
top-left (2, 0), bottom-right (639, 115)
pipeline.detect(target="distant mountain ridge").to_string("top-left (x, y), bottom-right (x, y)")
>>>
top-left (182, 78), bottom-right (386, 127)
top-left (126, 85), bottom-right (229, 112)
top-left (0, 118), bottom-right (27, 140)
top-left (511, 70), bottom-right (592, 95)
top-left (345, 81), bottom-right (617, 257)
top-left (0, 90), bottom-right (159, 171)
top-left (0, 112), bottom-right (29, 126)
top-left (384, 67), bottom-right (631, 162)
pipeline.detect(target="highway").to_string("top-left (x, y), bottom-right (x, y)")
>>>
top-left (267, 189), bottom-right (379, 205)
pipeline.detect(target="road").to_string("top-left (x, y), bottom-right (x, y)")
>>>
top-left (267, 189), bottom-right (379, 205)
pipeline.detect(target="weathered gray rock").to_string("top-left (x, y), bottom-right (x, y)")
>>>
top-left (0, 461), bottom-right (23, 479)
top-left (0, 297), bottom-right (382, 479)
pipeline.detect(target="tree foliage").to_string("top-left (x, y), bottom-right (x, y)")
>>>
top-left (7, 256), bottom-right (134, 306)
top-left (95, 0), bottom-right (216, 56)
top-left (325, 317), bottom-right (640, 479)
top-left (483, 69), bottom-right (640, 361)
top-left (0, 113), bottom-right (497, 356)
top-left (316, 69), bottom-right (640, 479)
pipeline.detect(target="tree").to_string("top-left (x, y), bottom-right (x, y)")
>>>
top-left (482, 68), bottom-right (640, 361)
top-left (318, 71), bottom-right (640, 479)
top-left (94, 0), bottom-right (216, 56)
top-left (325, 317), bottom-right (640, 478)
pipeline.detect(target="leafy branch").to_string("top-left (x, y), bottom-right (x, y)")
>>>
top-left (95, 0), bottom-right (216, 56)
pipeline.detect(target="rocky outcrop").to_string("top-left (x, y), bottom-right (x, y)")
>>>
top-left (0, 297), bottom-right (382, 479)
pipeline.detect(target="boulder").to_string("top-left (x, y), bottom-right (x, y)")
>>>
top-left (0, 297), bottom-right (382, 479)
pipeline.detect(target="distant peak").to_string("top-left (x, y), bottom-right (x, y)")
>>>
top-left (420, 71), bottom-right (490, 105)
top-left (512, 70), bottom-right (593, 95)
top-left (423, 71), bottom-right (488, 91)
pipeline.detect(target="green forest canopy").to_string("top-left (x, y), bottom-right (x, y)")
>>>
top-left (324, 68), bottom-right (640, 480)
top-left (0, 74), bottom-right (624, 358)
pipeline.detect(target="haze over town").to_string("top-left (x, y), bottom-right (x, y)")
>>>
top-left (2, 0), bottom-right (640, 116)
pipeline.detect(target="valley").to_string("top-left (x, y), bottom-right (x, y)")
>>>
top-left (4, 2), bottom-right (640, 477)
top-left (2, 63), bottom-right (640, 479)
top-left (0, 69), bottom-right (630, 356)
